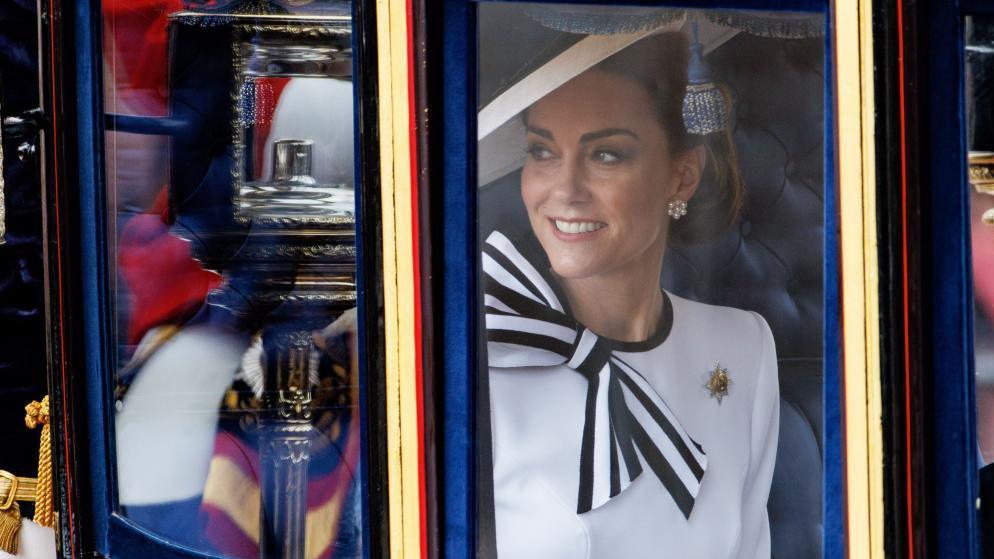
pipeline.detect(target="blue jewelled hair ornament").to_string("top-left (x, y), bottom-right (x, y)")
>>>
top-left (524, 6), bottom-right (684, 36)
top-left (682, 18), bottom-right (728, 136)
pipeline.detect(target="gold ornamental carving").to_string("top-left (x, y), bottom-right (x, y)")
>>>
top-left (970, 151), bottom-right (994, 226)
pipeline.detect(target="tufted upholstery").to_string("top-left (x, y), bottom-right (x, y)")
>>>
top-left (674, 34), bottom-right (825, 559)
top-left (478, 32), bottom-right (825, 559)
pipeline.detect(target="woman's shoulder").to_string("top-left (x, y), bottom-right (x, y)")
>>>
top-left (668, 293), bottom-right (780, 440)
top-left (664, 290), bottom-right (774, 346)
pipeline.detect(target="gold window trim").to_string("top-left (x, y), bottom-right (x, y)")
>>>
top-left (834, 0), bottom-right (885, 556)
top-left (376, 0), bottom-right (424, 557)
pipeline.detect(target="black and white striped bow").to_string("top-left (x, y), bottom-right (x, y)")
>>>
top-left (483, 230), bottom-right (707, 517)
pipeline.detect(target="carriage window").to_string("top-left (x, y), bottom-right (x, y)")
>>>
top-left (476, 4), bottom-right (827, 557)
top-left (102, 3), bottom-right (366, 556)
top-left (967, 15), bottom-right (994, 469)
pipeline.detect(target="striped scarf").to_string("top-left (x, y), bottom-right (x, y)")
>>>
top-left (483, 229), bottom-right (707, 517)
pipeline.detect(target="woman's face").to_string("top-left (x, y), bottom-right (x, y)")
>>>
top-left (521, 69), bottom-right (701, 281)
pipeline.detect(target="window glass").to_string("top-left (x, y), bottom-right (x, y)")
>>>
top-left (476, 4), bottom-right (827, 557)
top-left (102, 2), bottom-right (365, 556)
top-left (967, 15), bottom-right (994, 465)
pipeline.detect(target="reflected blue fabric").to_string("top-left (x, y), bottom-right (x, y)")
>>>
top-left (125, 497), bottom-right (205, 551)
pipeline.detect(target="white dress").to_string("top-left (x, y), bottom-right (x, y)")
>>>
top-left (489, 291), bottom-right (779, 559)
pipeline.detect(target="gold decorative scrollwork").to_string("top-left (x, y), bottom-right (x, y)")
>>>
top-left (278, 386), bottom-right (313, 420)
top-left (238, 243), bottom-right (356, 260)
top-left (233, 214), bottom-right (356, 227)
top-left (969, 151), bottom-right (994, 225)
top-left (256, 292), bottom-right (357, 305)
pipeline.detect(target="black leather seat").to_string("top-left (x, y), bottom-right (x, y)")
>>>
top-left (666, 34), bottom-right (826, 559)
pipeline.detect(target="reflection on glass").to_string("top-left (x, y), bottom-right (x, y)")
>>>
top-left (235, 36), bottom-right (355, 222)
top-left (102, 2), bottom-right (363, 558)
top-left (965, 19), bottom-right (994, 555)
top-left (966, 16), bottom-right (994, 466)
top-left (477, 4), bottom-right (825, 558)
top-left (240, 137), bottom-right (355, 218)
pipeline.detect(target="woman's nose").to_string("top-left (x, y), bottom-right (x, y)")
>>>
top-left (550, 157), bottom-right (590, 204)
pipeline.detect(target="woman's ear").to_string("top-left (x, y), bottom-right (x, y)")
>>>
top-left (672, 145), bottom-right (706, 202)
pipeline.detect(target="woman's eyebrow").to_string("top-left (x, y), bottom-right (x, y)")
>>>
top-left (579, 128), bottom-right (639, 143)
top-left (525, 126), bottom-right (554, 140)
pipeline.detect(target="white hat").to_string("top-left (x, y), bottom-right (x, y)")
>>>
top-left (477, 7), bottom-right (746, 186)
top-left (477, 6), bottom-right (822, 186)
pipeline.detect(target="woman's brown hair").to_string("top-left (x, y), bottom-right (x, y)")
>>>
top-left (595, 31), bottom-right (744, 245)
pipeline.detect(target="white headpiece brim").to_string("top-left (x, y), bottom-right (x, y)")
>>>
top-left (477, 15), bottom-right (742, 187)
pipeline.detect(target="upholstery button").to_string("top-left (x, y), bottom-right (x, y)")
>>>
top-left (741, 220), bottom-right (753, 237)
top-left (787, 277), bottom-right (800, 293)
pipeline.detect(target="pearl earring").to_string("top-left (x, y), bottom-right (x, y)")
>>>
top-left (667, 199), bottom-right (688, 220)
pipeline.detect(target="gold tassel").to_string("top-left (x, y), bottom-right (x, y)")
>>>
top-left (0, 396), bottom-right (52, 555)
top-left (0, 501), bottom-right (21, 554)
top-left (25, 397), bottom-right (54, 528)
top-left (0, 470), bottom-right (27, 555)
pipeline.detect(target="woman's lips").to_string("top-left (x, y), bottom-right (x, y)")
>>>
top-left (549, 218), bottom-right (607, 240)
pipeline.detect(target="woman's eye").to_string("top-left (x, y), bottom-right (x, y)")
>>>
top-left (526, 144), bottom-right (555, 161)
top-left (592, 149), bottom-right (625, 165)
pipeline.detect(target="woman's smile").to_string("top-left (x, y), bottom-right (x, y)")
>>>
top-left (550, 218), bottom-right (608, 238)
